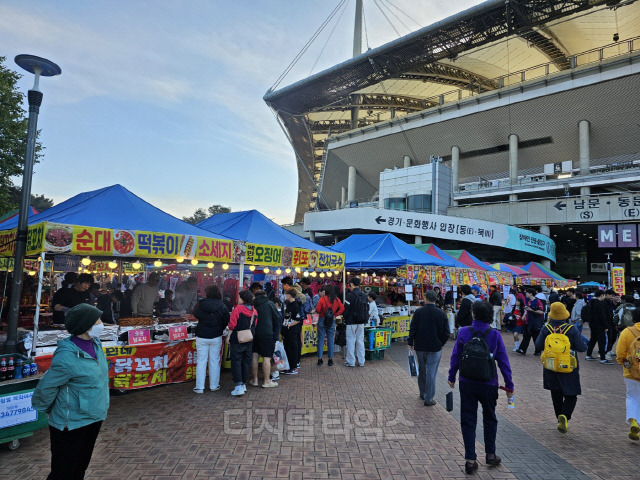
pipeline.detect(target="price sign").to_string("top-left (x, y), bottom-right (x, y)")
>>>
top-left (168, 325), bottom-right (188, 342)
top-left (128, 329), bottom-right (151, 345)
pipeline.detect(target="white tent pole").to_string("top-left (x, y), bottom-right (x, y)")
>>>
top-left (238, 261), bottom-right (245, 301)
top-left (342, 267), bottom-right (347, 304)
top-left (31, 252), bottom-right (46, 357)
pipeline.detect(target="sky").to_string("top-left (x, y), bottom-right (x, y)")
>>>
top-left (1, 0), bottom-right (482, 225)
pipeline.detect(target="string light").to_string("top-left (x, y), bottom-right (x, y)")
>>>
top-left (81, 257), bottom-right (91, 266)
top-left (132, 260), bottom-right (142, 270)
top-left (191, 259), bottom-right (198, 266)
top-left (285, 268), bottom-right (291, 274)
top-left (154, 260), bottom-right (162, 267)
top-left (108, 261), bottom-right (117, 269)
top-left (295, 267), bottom-right (301, 273)
top-left (263, 267), bottom-right (270, 273)
top-left (311, 271), bottom-right (317, 277)
top-left (222, 263), bottom-right (229, 270)
top-left (319, 272), bottom-right (325, 278)
top-left (275, 268), bottom-right (282, 275)
top-left (207, 262), bottom-right (214, 269)
top-left (176, 257), bottom-right (184, 263)
top-left (326, 272), bottom-right (332, 277)
top-left (303, 271), bottom-right (309, 277)
top-left (249, 265), bottom-right (256, 271)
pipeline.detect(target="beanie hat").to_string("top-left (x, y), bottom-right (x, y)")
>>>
top-left (548, 302), bottom-right (570, 321)
top-left (65, 303), bottom-right (103, 335)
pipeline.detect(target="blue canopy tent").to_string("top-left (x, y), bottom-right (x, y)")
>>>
top-left (333, 234), bottom-right (458, 268)
top-left (197, 209), bottom-right (334, 251)
top-left (0, 184), bottom-right (222, 237)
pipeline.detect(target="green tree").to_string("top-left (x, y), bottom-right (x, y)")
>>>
top-left (0, 55), bottom-right (44, 214)
top-left (183, 204), bottom-right (231, 224)
top-left (6, 185), bottom-right (54, 213)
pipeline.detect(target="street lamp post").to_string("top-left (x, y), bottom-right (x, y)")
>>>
top-left (3, 55), bottom-right (61, 354)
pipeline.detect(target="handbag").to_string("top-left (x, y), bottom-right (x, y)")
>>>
top-left (236, 312), bottom-right (255, 344)
top-left (408, 350), bottom-right (417, 377)
top-left (445, 389), bottom-right (454, 412)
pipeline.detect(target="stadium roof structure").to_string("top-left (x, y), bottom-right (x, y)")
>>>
top-left (264, 0), bottom-right (640, 222)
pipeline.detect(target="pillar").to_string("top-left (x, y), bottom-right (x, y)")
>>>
top-left (336, 201), bottom-right (340, 210)
top-left (451, 146), bottom-right (460, 206)
top-left (309, 231), bottom-right (316, 242)
top-left (579, 120), bottom-right (590, 196)
top-left (347, 166), bottom-right (356, 203)
top-left (350, 94), bottom-right (361, 130)
top-left (509, 134), bottom-right (518, 202)
top-left (341, 187), bottom-right (347, 207)
top-left (415, 235), bottom-right (423, 245)
top-left (539, 225), bottom-right (551, 269)
top-left (403, 155), bottom-right (411, 168)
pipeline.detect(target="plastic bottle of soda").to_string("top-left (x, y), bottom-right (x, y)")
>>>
top-left (0, 358), bottom-right (6, 381)
top-left (7, 357), bottom-right (15, 380)
top-left (14, 358), bottom-right (23, 379)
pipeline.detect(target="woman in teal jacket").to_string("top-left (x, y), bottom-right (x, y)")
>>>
top-left (32, 303), bottom-right (110, 480)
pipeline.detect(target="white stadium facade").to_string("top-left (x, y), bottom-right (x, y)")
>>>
top-left (265, 0), bottom-right (640, 284)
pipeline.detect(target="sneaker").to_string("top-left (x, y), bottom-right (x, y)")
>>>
top-left (343, 362), bottom-right (355, 367)
top-left (242, 384), bottom-right (247, 393)
top-left (485, 453), bottom-right (501, 466)
top-left (328, 359), bottom-right (334, 366)
top-left (284, 368), bottom-right (298, 375)
top-left (296, 362), bottom-right (300, 368)
top-left (210, 386), bottom-right (220, 392)
top-left (231, 386), bottom-right (244, 396)
top-left (605, 352), bottom-right (613, 361)
top-left (600, 359), bottom-right (614, 365)
top-left (515, 349), bottom-right (526, 355)
top-left (271, 372), bottom-right (280, 381)
top-left (193, 388), bottom-right (204, 394)
top-left (557, 414), bottom-right (568, 433)
top-left (424, 400), bottom-right (436, 406)
top-left (317, 358), bottom-right (323, 366)
top-left (357, 363), bottom-right (365, 367)
top-left (262, 381), bottom-right (278, 388)
top-left (464, 461), bottom-right (478, 474)
top-left (629, 419), bottom-right (640, 441)
top-left (585, 356), bottom-right (597, 361)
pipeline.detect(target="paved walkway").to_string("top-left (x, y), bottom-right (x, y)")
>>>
top-left (1, 330), bottom-right (637, 479)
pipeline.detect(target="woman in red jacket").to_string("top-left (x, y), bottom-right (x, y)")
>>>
top-left (315, 285), bottom-right (345, 366)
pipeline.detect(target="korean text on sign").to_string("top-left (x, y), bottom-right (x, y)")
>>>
top-left (72, 226), bottom-right (112, 255)
top-left (246, 243), bottom-right (282, 266)
top-left (135, 231), bottom-right (181, 257)
top-left (196, 238), bottom-right (233, 262)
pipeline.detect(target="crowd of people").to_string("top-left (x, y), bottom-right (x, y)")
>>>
top-left (407, 282), bottom-right (640, 475)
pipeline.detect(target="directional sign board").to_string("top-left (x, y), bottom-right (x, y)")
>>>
top-left (305, 207), bottom-right (556, 261)
top-left (449, 193), bottom-right (640, 226)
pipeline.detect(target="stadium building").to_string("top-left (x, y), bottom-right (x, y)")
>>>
top-left (265, 0), bottom-right (640, 284)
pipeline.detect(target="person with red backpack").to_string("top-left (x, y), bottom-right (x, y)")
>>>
top-left (315, 285), bottom-right (344, 367)
top-left (534, 302), bottom-right (587, 433)
top-left (615, 308), bottom-right (640, 441)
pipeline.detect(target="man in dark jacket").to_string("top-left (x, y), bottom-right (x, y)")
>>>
top-left (585, 289), bottom-right (614, 364)
top-left (516, 289), bottom-right (545, 356)
top-left (249, 283), bottom-right (281, 387)
top-left (455, 285), bottom-right (475, 328)
top-left (343, 277), bottom-right (367, 367)
top-left (408, 290), bottom-right (450, 406)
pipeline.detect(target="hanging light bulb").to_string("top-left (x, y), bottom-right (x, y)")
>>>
top-left (263, 267), bottom-right (270, 273)
top-left (191, 259), bottom-right (198, 266)
top-left (28, 270), bottom-right (36, 276)
top-left (81, 257), bottom-right (91, 266)
top-left (108, 261), bottom-right (117, 269)
top-left (303, 271), bottom-right (309, 277)
top-left (311, 271), bottom-right (317, 277)
top-left (222, 263), bottom-right (229, 270)
top-left (295, 267), bottom-right (301, 273)
top-left (335, 270), bottom-right (340, 275)
top-left (132, 260), bottom-right (142, 270)
top-left (154, 260), bottom-right (162, 267)
top-left (319, 272), bottom-right (325, 278)
top-left (249, 265), bottom-right (256, 271)
top-left (372, 272), bottom-right (377, 277)
top-left (275, 268), bottom-right (282, 275)
top-left (176, 256), bottom-right (184, 263)
top-left (207, 262), bottom-right (214, 269)
top-left (77, 266), bottom-right (83, 272)
top-left (326, 272), bottom-right (332, 277)
top-left (285, 268), bottom-right (291, 274)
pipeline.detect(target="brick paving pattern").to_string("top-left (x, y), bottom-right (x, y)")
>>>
top-left (1, 330), bottom-right (636, 479)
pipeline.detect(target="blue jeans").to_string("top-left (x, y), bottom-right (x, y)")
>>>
top-left (317, 319), bottom-right (335, 359)
top-left (416, 350), bottom-right (442, 402)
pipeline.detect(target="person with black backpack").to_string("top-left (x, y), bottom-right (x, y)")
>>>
top-left (343, 277), bottom-right (369, 367)
top-left (448, 301), bottom-right (514, 475)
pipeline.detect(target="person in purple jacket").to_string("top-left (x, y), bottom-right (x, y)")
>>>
top-left (448, 300), bottom-right (515, 475)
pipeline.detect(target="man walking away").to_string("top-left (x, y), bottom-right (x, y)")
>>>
top-left (343, 277), bottom-right (367, 367)
top-left (585, 290), bottom-right (614, 364)
top-left (408, 290), bottom-right (450, 406)
top-left (515, 289), bottom-right (545, 356)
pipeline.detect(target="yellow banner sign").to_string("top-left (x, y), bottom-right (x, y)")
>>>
top-left (0, 222), bottom-right (45, 257)
top-left (245, 243), bottom-right (283, 267)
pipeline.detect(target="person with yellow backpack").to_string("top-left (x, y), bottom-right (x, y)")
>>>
top-left (615, 309), bottom-right (640, 441)
top-left (535, 302), bottom-right (587, 433)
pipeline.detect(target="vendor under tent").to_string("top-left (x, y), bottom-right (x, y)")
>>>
top-left (0, 184), bottom-right (239, 391)
top-left (412, 244), bottom-right (468, 268)
top-left (443, 249), bottom-right (498, 272)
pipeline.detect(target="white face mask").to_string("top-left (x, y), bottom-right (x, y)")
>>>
top-left (88, 323), bottom-right (104, 338)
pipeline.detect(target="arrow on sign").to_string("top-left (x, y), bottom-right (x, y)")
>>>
top-left (375, 215), bottom-right (385, 224)
top-left (554, 201), bottom-right (567, 211)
